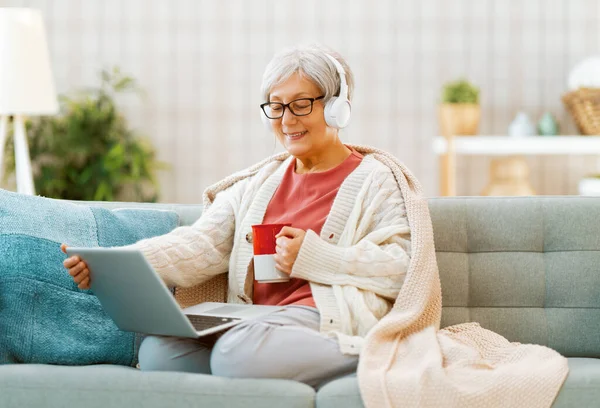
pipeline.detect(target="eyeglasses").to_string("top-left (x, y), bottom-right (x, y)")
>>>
top-left (260, 96), bottom-right (325, 119)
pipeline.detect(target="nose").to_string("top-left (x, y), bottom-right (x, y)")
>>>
top-left (280, 107), bottom-right (297, 127)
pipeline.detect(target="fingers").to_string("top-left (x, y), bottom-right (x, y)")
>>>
top-left (69, 261), bottom-right (86, 276)
top-left (276, 226), bottom-right (302, 238)
top-left (61, 249), bottom-right (91, 289)
top-left (66, 259), bottom-right (84, 275)
top-left (275, 239), bottom-right (293, 261)
top-left (274, 227), bottom-right (304, 275)
top-left (274, 265), bottom-right (290, 274)
top-left (69, 266), bottom-right (90, 283)
top-left (71, 263), bottom-right (87, 278)
top-left (273, 254), bottom-right (291, 275)
top-left (276, 236), bottom-right (288, 250)
top-left (73, 270), bottom-right (89, 285)
top-left (63, 256), bottom-right (80, 269)
top-left (78, 276), bottom-right (91, 290)
top-left (69, 261), bottom-right (90, 285)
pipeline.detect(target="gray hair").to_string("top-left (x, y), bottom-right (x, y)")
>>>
top-left (260, 44), bottom-right (354, 103)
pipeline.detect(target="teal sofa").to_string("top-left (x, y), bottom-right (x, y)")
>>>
top-left (1, 196), bottom-right (599, 408)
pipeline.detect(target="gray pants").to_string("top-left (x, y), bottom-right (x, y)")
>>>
top-left (138, 306), bottom-right (358, 388)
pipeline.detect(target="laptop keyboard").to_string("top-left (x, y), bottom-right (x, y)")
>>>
top-left (186, 315), bottom-right (242, 332)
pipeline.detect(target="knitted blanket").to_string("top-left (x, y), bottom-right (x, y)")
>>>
top-left (355, 147), bottom-right (569, 408)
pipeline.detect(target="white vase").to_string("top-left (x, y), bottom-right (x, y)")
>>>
top-left (578, 177), bottom-right (600, 196)
top-left (508, 112), bottom-right (536, 137)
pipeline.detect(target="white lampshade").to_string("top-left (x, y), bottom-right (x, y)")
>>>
top-left (0, 8), bottom-right (58, 115)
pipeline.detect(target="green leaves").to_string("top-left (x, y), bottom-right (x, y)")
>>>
top-left (103, 144), bottom-right (125, 172)
top-left (442, 79), bottom-right (480, 104)
top-left (1, 67), bottom-right (166, 202)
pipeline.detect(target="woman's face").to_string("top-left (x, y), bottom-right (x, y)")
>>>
top-left (268, 72), bottom-right (338, 159)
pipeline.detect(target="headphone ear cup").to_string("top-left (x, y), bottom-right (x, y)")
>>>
top-left (261, 111), bottom-right (273, 132)
top-left (323, 97), bottom-right (338, 128)
top-left (324, 97), bottom-right (352, 129)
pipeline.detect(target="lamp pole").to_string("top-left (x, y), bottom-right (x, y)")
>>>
top-left (13, 115), bottom-right (35, 195)
top-left (0, 115), bottom-right (7, 184)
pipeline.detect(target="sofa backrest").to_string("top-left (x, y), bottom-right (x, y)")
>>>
top-left (429, 196), bottom-right (600, 358)
top-left (78, 196), bottom-right (600, 358)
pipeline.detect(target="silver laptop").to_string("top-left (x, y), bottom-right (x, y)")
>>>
top-left (65, 247), bottom-right (283, 338)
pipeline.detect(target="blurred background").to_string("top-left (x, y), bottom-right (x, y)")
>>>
top-left (1, 0), bottom-right (599, 203)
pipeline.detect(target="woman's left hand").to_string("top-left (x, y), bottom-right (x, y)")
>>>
top-left (274, 226), bottom-right (306, 275)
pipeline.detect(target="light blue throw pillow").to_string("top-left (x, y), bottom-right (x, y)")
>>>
top-left (0, 189), bottom-right (179, 366)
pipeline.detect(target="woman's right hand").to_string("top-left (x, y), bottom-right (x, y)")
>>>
top-left (61, 244), bottom-right (91, 290)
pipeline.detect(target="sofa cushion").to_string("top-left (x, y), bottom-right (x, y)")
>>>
top-left (74, 200), bottom-right (203, 227)
top-left (429, 197), bottom-right (600, 357)
top-left (552, 358), bottom-right (600, 407)
top-left (0, 189), bottom-right (179, 366)
top-left (315, 358), bottom-right (600, 408)
top-left (315, 373), bottom-right (363, 408)
top-left (0, 364), bottom-right (315, 408)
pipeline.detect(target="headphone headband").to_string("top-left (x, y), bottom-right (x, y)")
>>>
top-left (323, 53), bottom-right (348, 101)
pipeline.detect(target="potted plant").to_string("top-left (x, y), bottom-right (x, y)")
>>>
top-left (2, 67), bottom-right (167, 202)
top-left (439, 79), bottom-right (480, 136)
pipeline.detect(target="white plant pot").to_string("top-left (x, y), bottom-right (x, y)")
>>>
top-left (578, 177), bottom-right (600, 196)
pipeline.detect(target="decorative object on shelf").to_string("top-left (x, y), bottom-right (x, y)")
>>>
top-left (508, 112), bottom-right (536, 137)
top-left (578, 176), bottom-right (600, 196)
top-left (481, 157), bottom-right (535, 196)
top-left (439, 79), bottom-right (480, 136)
top-left (537, 112), bottom-right (560, 136)
top-left (567, 56), bottom-right (600, 90)
top-left (562, 88), bottom-right (600, 135)
top-left (2, 67), bottom-right (167, 202)
top-left (562, 56), bottom-right (600, 135)
top-left (0, 8), bottom-right (59, 196)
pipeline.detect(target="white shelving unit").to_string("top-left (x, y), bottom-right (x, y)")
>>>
top-left (434, 136), bottom-right (600, 196)
top-left (433, 136), bottom-right (600, 155)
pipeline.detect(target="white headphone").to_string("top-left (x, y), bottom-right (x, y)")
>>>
top-left (261, 52), bottom-right (352, 131)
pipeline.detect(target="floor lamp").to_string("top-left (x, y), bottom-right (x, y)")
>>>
top-left (0, 8), bottom-right (58, 195)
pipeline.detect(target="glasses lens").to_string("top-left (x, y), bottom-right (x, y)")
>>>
top-left (289, 99), bottom-right (313, 116)
top-left (264, 103), bottom-right (283, 119)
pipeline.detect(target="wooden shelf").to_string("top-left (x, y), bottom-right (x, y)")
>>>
top-left (433, 136), bottom-right (600, 156)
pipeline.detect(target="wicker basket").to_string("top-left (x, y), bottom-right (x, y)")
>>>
top-left (562, 88), bottom-right (600, 135)
top-left (174, 273), bottom-right (228, 308)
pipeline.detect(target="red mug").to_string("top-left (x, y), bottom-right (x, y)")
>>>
top-left (251, 223), bottom-right (292, 282)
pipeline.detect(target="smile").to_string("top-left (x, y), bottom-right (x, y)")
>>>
top-left (285, 131), bottom-right (307, 140)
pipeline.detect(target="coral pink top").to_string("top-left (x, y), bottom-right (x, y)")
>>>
top-left (253, 147), bottom-right (363, 307)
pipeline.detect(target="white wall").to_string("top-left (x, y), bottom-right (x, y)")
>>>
top-left (3, 0), bottom-right (600, 202)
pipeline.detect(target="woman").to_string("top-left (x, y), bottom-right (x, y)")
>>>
top-left (62, 44), bottom-right (411, 388)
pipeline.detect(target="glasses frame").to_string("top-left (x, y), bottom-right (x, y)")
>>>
top-left (260, 95), bottom-right (325, 119)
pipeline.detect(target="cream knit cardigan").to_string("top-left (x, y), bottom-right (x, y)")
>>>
top-left (132, 145), bottom-right (568, 407)
top-left (132, 146), bottom-right (411, 354)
